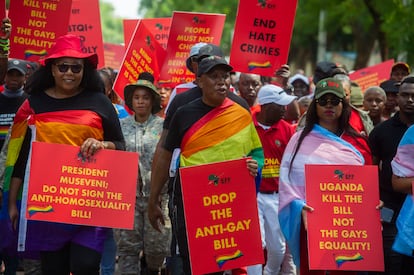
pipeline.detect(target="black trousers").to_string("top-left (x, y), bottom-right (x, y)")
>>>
top-left (169, 176), bottom-right (223, 275)
top-left (40, 243), bottom-right (101, 275)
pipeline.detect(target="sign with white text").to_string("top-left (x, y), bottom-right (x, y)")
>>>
top-left (305, 164), bottom-right (384, 271)
top-left (27, 142), bottom-right (138, 229)
top-left (230, 0), bottom-right (297, 76)
top-left (158, 11), bottom-right (225, 86)
top-left (68, 0), bottom-right (105, 68)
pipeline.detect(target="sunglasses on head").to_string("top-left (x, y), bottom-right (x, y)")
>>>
top-left (316, 97), bottom-right (342, 106)
top-left (54, 63), bottom-right (83, 74)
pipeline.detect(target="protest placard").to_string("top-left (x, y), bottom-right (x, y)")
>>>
top-left (349, 60), bottom-right (394, 92)
top-left (158, 11), bottom-right (225, 86)
top-left (68, 0), bottom-right (105, 68)
top-left (27, 142), bottom-right (138, 229)
top-left (124, 18), bottom-right (171, 49)
top-left (230, 0), bottom-right (297, 76)
top-left (8, 0), bottom-right (72, 61)
top-left (180, 158), bottom-right (263, 274)
top-left (113, 21), bottom-right (166, 99)
top-left (305, 164), bottom-right (384, 271)
top-left (103, 42), bottom-right (125, 71)
top-left (0, 0), bottom-right (5, 18)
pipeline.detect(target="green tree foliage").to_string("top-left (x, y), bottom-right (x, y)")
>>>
top-left (99, 1), bottom-right (124, 44)
top-left (139, 0), bottom-right (238, 54)
top-left (291, 0), bottom-right (414, 68)
top-left (103, 0), bottom-right (414, 69)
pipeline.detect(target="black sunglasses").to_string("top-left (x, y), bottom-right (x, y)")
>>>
top-left (54, 63), bottom-right (83, 74)
top-left (316, 98), bottom-right (343, 106)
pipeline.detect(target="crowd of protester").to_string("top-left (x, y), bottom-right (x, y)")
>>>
top-left (0, 15), bottom-right (414, 275)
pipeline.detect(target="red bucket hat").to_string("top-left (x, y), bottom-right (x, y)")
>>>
top-left (41, 34), bottom-right (98, 68)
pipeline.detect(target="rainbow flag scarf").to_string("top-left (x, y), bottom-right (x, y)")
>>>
top-left (180, 98), bottom-right (263, 167)
top-left (391, 125), bottom-right (414, 257)
top-left (1, 100), bottom-right (32, 205)
top-left (0, 100), bottom-right (32, 252)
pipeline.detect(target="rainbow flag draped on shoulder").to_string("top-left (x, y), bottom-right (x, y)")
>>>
top-left (1, 95), bottom-right (108, 253)
top-left (180, 98), bottom-right (264, 168)
top-left (391, 125), bottom-right (414, 257)
top-left (1, 100), bottom-right (32, 206)
top-left (0, 100), bottom-right (32, 253)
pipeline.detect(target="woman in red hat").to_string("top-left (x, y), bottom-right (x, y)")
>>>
top-left (3, 34), bottom-right (125, 275)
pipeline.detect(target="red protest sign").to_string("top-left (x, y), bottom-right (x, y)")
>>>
top-left (122, 19), bottom-right (137, 49)
top-left (8, 0), bottom-right (72, 61)
top-left (113, 21), bottom-right (166, 100)
top-left (103, 42), bottom-right (125, 71)
top-left (180, 158), bottom-right (263, 275)
top-left (142, 18), bottom-right (171, 49)
top-left (0, 0), bottom-right (5, 19)
top-left (158, 11), bottom-right (226, 86)
top-left (305, 164), bottom-right (384, 271)
top-left (68, 0), bottom-right (105, 68)
top-left (124, 18), bottom-right (171, 49)
top-left (349, 60), bottom-right (394, 92)
top-left (27, 142), bottom-right (138, 229)
top-left (230, 0), bottom-right (297, 76)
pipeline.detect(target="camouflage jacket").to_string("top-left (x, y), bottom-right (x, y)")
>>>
top-left (120, 114), bottom-right (163, 197)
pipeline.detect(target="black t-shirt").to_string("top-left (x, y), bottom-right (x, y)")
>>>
top-left (0, 93), bottom-right (27, 149)
top-left (12, 91), bottom-right (125, 179)
top-left (164, 98), bottom-right (213, 152)
top-left (165, 95), bottom-right (250, 265)
top-left (368, 112), bottom-right (407, 221)
top-left (163, 86), bottom-right (249, 130)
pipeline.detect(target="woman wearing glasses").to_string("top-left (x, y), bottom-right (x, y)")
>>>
top-left (278, 78), bottom-right (369, 275)
top-left (4, 34), bottom-right (125, 275)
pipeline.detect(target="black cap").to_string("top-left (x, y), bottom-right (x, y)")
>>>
top-left (7, 59), bottom-right (28, 75)
top-left (313, 61), bottom-right (348, 84)
top-left (197, 56), bottom-right (233, 77)
top-left (379, 80), bottom-right (399, 93)
top-left (399, 75), bottom-right (414, 86)
top-left (138, 72), bottom-right (155, 83)
top-left (197, 44), bottom-right (224, 62)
